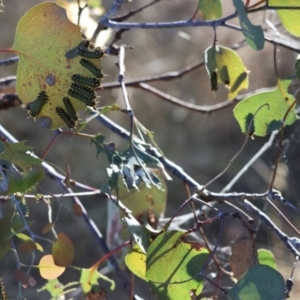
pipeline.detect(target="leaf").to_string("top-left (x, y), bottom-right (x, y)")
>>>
top-left (198, 0), bottom-right (222, 20)
top-left (0, 215), bottom-right (12, 262)
top-left (233, 0), bottom-right (264, 50)
top-left (14, 270), bottom-right (36, 288)
top-left (107, 169), bottom-right (167, 251)
top-left (233, 79), bottom-right (299, 137)
top-left (0, 141), bottom-right (42, 172)
top-left (73, 203), bottom-right (83, 217)
top-left (80, 267), bottom-right (115, 293)
top-left (36, 278), bottom-right (64, 298)
top-left (52, 232), bottom-right (74, 267)
top-left (15, 232), bottom-right (43, 252)
top-left (146, 230), bottom-right (209, 300)
top-left (227, 265), bottom-right (285, 300)
top-left (38, 254), bottom-right (65, 280)
top-left (13, 2), bottom-right (103, 129)
top-left (229, 238), bottom-right (258, 280)
top-left (42, 222), bottom-right (54, 234)
top-left (123, 216), bottom-right (153, 253)
top-left (295, 57), bottom-right (300, 79)
top-left (258, 249), bottom-right (277, 269)
top-left (204, 46), bottom-right (249, 99)
top-left (125, 244), bottom-right (147, 281)
top-left (269, 0), bottom-right (300, 37)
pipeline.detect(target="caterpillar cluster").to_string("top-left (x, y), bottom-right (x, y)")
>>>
top-left (56, 107), bottom-right (76, 129)
top-left (26, 91), bottom-right (48, 117)
top-left (210, 71), bottom-right (218, 92)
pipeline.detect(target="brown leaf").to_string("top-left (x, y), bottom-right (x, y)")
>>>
top-left (73, 203), bottom-right (83, 217)
top-left (229, 237), bottom-right (258, 279)
top-left (14, 270), bottom-right (36, 288)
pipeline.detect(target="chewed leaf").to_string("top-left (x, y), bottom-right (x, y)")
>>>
top-left (0, 141), bottom-right (42, 173)
top-left (80, 267), bottom-right (115, 293)
top-left (269, 0), bottom-right (300, 37)
top-left (198, 0), bottom-right (222, 20)
top-left (204, 46), bottom-right (249, 99)
top-left (234, 79), bottom-right (299, 137)
top-left (233, 0), bottom-right (264, 50)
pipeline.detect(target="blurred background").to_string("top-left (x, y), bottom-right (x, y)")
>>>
top-left (0, 0), bottom-right (299, 299)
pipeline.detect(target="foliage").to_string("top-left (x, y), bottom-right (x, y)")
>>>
top-left (0, 0), bottom-right (299, 299)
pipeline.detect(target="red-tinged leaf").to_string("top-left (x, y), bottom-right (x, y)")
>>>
top-left (52, 232), bottom-right (74, 267)
top-left (18, 240), bottom-right (37, 253)
top-left (38, 255), bottom-right (65, 280)
top-left (14, 270), bottom-right (36, 288)
top-left (73, 203), bottom-right (83, 217)
top-left (42, 222), bottom-right (54, 234)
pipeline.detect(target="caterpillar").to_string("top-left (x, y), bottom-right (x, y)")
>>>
top-left (56, 107), bottom-right (76, 128)
top-left (210, 71), bottom-right (218, 91)
top-left (80, 58), bottom-right (103, 78)
top-left (70, 83), bottom-right (95, 99)
top-left (63, 97), bottom-right (78, 121)
top-left (0, 278), bottom-right (7, 300)
top-left (77, 46), bottom-right (104, 59)
top-left (26, 91), bottom-right (48, 117)
top-left (68, 88), bottom-right (96, 107)
top-left (72, 74), bottom-right (100, 88)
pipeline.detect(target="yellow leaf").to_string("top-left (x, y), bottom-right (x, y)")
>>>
top-left (39, 254), bottom-right (65, 280)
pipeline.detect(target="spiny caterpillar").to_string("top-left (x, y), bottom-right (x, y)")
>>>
top-left (68, 88), bottom-right (96, 107)
top-left (26, 91), bottom-right (48, 117)
top-left (0, 278), bottom-right (7, 300)
top-left (80, 58), bottom-right (103, 78)
top-left (63, 97), bottom-right (78, 121)
top-left (210, 71), bottom-right (218, 91)
top-left (70, 83), bottom-right (95, 99)
top-left (72, 74), bottom-right (100, 88)
top-left (77, 46), bottom-right (104, 59)
top-left (56, 107), bottom-right (76, 128)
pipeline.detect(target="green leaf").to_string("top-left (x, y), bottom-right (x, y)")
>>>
top-left (295, 57), bottom-right (300, 79)
top-left (99, 103), bottom-right (120, 114)
top-left (37, 278), bottom-right (64, 298)
top-left (258, 249), bottom-right (277, 269)
top-left (233, 0), bottom-right (265, 50)
top-left (204, 46), bottom-right (249, 99)
top-left (15, 232), bottom-right (43, 252)
top-left (0, 141), bottom-right (42, 173)
top-left (227, 265), bottom-right (285, 300)
top-left (146, 230), bottom-right (209, 300)
top-left (269, 0), bottom-right (300, 37)
top-left (198, 0), bottom-right (222, 20)
top-left (0, 215), bottom-right (12, 261)
top-left (233, 79), bottom-right (299, 137)
top-left (125, 244), bottom-right (147, 281)
top-left (123, 216), bottom-right (153, 253)
top-left (80, 267), bottom-right (115, 293)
